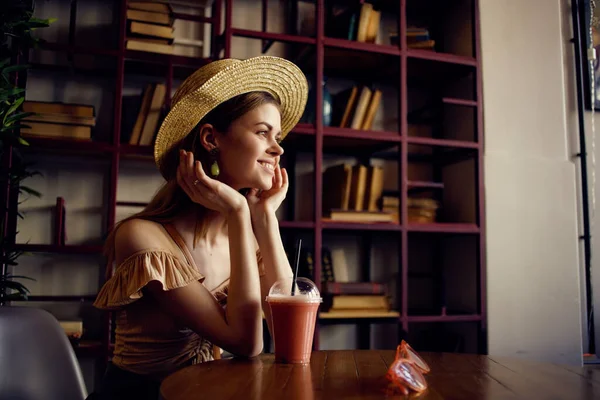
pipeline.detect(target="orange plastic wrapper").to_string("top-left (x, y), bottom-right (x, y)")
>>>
top-left (385, 340), bottom-right (430, 395)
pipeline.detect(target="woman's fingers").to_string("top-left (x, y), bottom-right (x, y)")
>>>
top-left (186, 151), bottom-right (195, 181)
top-left (281, 167), bottom-right (288, 189)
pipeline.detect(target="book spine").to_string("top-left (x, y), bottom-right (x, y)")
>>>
top-left (324, 282), bottom-right (386, 295)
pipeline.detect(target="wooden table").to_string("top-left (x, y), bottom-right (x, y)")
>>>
top-left (160, 350), bottom-right (600, 399)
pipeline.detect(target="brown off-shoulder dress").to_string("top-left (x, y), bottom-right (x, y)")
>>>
top-left (93, 222), bottom-right (264, 380)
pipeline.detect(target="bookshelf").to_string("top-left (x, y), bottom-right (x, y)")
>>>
top-left (5, 0), bottom-right (485, 388)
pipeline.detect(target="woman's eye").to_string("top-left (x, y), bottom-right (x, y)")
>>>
top-left (257, 130), bottom-right (268, 136)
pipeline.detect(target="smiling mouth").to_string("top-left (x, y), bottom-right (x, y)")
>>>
top-left (258, 161), bottom-right (275, 173)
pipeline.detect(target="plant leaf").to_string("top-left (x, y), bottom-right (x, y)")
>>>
top-left (1, 280), bottom-right (31, 294)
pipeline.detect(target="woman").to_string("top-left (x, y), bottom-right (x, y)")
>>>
top-left (87, 56), bottom-right (308, 399)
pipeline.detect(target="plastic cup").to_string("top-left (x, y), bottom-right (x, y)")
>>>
top-left (266, 277), bottom-right (322, 364)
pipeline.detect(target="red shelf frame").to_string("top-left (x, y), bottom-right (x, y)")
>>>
top-left (10, 0), bottom-right (486, 367)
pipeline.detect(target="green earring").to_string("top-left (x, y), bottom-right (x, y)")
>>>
top-left (210, 148), bottom-right (220, 177)
top-left (211, 160), bottom-right (220, 177)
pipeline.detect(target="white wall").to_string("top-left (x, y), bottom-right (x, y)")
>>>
top-left (480, 0), bottom-right (583, 366)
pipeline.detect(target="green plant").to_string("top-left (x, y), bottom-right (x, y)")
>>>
top-left (0, 1), bottom-right (53, 303)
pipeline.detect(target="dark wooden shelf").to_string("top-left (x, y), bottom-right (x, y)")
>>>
top-left (40, 42), bottom-right (119, 57)
top-left (279, 221), bottom-right (314, 229)
top-left (23, 295), bottom-right (97, 302)
top-left (13, 244), bottom-right (104, 254)
top-left (172, 12), bottom-right (212, 24)
top-left (324, 126), bottom-right (400, 142)
top-left (406, 314), bottom-right (482, 323)
top-left (322, 221), bottom-right (402, 231)
top-left (73, 341), bottom-right (106, 358)
top-left (407, 136), bottom-right (479, 149)
top-left (231, 28), bottom-right (316, 45)
top-left (408, 181), bottom-right (444, 192)
top-left (407, 223), bottom-right (480, 234)
top-left (21, 137), bottom-right (114, 156)
top-left (407, 50), bottom-right (476, 87)
top-left (292, 123), bottom-right (316, 135)
top-left (116, 201), bottom-right (148, 208)
top-left (323, 37), bottom-right (400, 56)
top-left (323, 128), bottom-right (400, 156)
top-left (442, 97), bottom-right (478, 107)
top-left (119, 144), bottom-right (154, 156)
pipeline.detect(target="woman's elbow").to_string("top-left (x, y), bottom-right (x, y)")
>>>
top-left (233, 340), bottom-right (263, 358)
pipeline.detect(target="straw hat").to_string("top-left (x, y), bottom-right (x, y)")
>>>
top-left (154, 56), bottom-right (309, 179)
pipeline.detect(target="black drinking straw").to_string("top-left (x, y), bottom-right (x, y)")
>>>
top-left (291, 238), bottom-right (302, 295)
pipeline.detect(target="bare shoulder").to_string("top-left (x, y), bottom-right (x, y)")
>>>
top-left (114, 219), bottom-right (169, 264)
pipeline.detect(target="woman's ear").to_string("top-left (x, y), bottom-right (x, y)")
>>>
top-left (198, 123), bottom-right (219, 152)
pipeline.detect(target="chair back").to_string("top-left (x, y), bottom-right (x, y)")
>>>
top-left (0, 307), bottom-right (88, 400)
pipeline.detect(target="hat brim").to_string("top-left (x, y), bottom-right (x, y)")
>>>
top-left (154, 56), bottom-right (308, 179)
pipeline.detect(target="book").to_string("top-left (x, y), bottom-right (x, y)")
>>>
top-left (138, 83), bottom-right (166, 146)
top-left (23, 101), bottom-right (94, 118)
top-left (126, 9), bottom-right (174, 26)
top-left (128, 1), bottom-right (173, 14)
top-left (24, 113), bottom-right (95, 127)
top-left (126, 38), bottom-right (174, 55)
top-left (325, 209), bottom-right (395, 223)
top-left (348, 164), bottom-right (367, 211)
top-left (21, 121), bottom-right (92, 141)
top-left (350, 86), bottom-right (372, 129)
top-left (329, 294), bottom-right (390, 310)
top-left (324, 282), bottom-right (387, 296)
top-left (361, 89), bottom-right (382, 130)
top-left (322, 163), bottom-right (353, 214)
top-left (129, 20), bottom-right (175, 41)
top-left (364, 165), bottom-right (384, 212)
top-left (129, 84), bottom-right (155, 145)
top-left (339, 86), bottom-right (358, 128)
top-left (365, 9), bottom-right (380, 43)
top-left (356, 3), bottom-right (373, 43)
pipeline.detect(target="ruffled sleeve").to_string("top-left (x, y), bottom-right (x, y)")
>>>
top-left (94, 249), bottom-right (205, 310)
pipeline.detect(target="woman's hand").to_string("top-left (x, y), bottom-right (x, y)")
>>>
top-left (246, 164), bottom-right (288, 217)
top-left (177, 150), bottom-right (247, 216)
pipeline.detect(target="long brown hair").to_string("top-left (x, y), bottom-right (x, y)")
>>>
top-left (104, 91), bottom-right (281, 260)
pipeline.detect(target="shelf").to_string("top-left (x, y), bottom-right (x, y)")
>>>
top-left (20, 137), bottom-right (115, 157)
top-left (292, 123), bottom-right (316, 136)
top-left (40, 42), bottom-right (119, 57)
top-left (406, 314), bottom-right (482, 323)
top-left (407, 51), bottom-right (476, 87)
top-left (407, 223), bottom-right (479, 234)
top-left (172, 12), bottom-right (212, 24)
top-left (231, 28), bottom-right (316, 45)
top-left (320, 310), bottom-right (400, 320)
top-left (407, 181), bottom-right (444, 191)
top-left (279, 221), bottom-right (314, 229)
top-left (323, 37), bottom-right (400, 56)
top-left (406, 136), bottom-right (479, 149)
top-left (442, 97), bottom-right (478, 107)
top-left (73, 341), bottom-right (106, 358)
top-left (21, 295), bottom-right (97, 302)
top-left (323, 128), bottom-right (400, 156)
top-left (407, 138), bottom-right (478, 166)
top-left (119, 144), bottom-right (154, 158)
top-left (13, 244), bottom-right (104, 254)
top-left (322, 221), bottom-right (402, 231)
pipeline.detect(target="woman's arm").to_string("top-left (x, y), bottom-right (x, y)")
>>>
top-left (251, 210), bottom-right (294, 337)
top-left (118, 213), bottom-right (264, 358)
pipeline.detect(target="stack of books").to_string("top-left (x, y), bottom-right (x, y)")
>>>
top-left (326, 2), bottom-right (380, 43)
top-left (330, 85), bottom-right (382, 130)
top-left (322, 163), bottom-right (393, 223)
top-left (321, 282), bottom-right (396, 318)
top-left (406, 26), bottom-right (435, 50)
top-left (126, 1), bottom-right (175, 55)
top-left (21, 101), bottom-right (95, 141)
